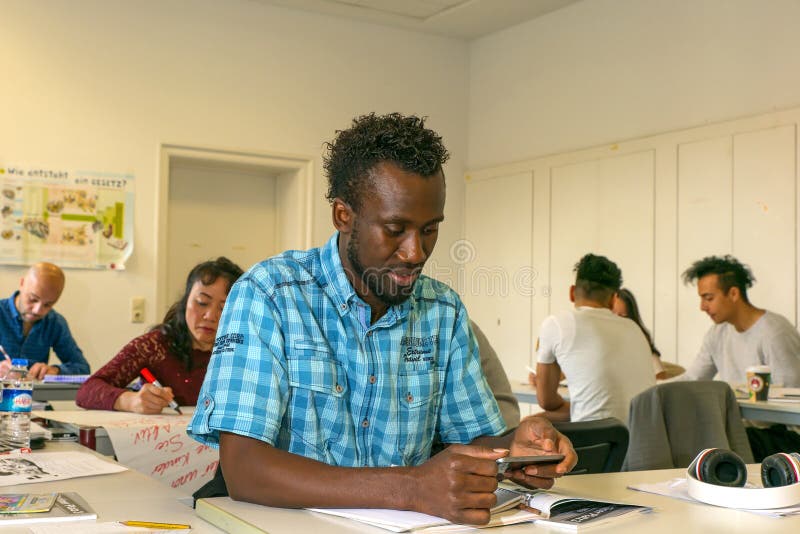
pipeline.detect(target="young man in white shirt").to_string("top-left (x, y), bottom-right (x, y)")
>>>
top-left (535, 254), bottom-right (655, 423)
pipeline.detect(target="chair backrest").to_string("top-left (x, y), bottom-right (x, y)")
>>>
top-left (553, 417), bottom-right (629, 475)
top-left (623, 380), bottom-right (753, 471)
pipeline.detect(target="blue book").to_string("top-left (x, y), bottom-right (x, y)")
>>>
top-left (41, 375), bottom-right (90, 384)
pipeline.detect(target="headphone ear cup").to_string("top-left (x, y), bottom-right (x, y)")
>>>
top-left (761, 452), bottom-right (800, 488)
top-left (689, 448), bottom-right (747, 487)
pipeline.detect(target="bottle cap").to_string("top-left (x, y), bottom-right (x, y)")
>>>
top-left (10, 359), bottom-right (28, 367)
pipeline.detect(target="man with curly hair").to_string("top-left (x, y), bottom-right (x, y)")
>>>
top-left (681, 255), bottom-right (800, 387)
top-left (535, 253), bottom-right (655, 423)
top-left (190, 113), bottom-right (575, 524)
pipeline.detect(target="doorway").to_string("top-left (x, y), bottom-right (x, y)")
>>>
top-left (157, 145), bottom-right (312, 315)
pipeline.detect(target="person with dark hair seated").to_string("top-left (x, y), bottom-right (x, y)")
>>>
top-left (681, 254), bottom-right (800, 386)
top-left (612, 287), bottom-right (684, 380)
top-left (188, 113), bottom-right (576, 525)
top-left (76, 257), bottom-right (243, 413)
top-left (681, 255), bottom-right (800, 461)
top-left (535, 254), bottom-right (655, 423)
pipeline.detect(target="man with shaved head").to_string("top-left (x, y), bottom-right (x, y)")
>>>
top-left (0, 262), bottom-right (90, 379)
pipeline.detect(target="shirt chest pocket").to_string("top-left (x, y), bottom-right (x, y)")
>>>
top-left (398, 367), bottom-right (445, 465)
top-left (287, 340), bottom-right (349, 446)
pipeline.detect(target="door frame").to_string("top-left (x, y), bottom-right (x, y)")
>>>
top-left (157, 144), bottom-right (313, 315)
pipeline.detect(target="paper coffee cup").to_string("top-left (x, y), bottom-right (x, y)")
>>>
top-left (746, 365), bottom-right (771, 401)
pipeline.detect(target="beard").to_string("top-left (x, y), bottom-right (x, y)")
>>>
top-left (347, 227), bottom-right (418, 307)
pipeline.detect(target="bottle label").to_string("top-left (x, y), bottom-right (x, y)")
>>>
top-left (0, 389), bottom-right (32, 412)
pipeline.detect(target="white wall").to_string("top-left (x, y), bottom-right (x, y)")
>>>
top-left (0, 0), bottom-right (470, 370)
top-left (466, 0), bottom-right (800, 380)
top-left (468, 0), bottom-right (800, 169)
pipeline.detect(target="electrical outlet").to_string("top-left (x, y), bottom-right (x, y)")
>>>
top-left (131, 297), bottom-right (145, 323)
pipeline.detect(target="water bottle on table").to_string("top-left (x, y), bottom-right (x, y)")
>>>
top-left (0, 358), bottom-right (33, 452)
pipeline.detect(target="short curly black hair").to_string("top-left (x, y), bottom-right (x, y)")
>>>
top-left (323, 112), bottom-right (450, 212)
top-left (573, 253), bottom-right (622, 303)
top-left (682, 255), bottom-right (755, 302)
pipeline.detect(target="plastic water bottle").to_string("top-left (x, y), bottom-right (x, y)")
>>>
top-left (0, 358), bottom-right (33, 451)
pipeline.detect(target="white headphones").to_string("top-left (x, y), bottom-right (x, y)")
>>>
top-left (686, 448), bottom-right (800, 509)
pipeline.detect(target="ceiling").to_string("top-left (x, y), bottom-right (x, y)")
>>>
top-left (251, 0), bottom-right (581, 40)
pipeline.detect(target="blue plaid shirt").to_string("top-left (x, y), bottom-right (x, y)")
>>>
top-left (0, 292), bottom-right (90, 374)
top-left (189, 233), bottom-right (504, 467)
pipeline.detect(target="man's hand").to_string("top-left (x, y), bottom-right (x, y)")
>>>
top-left (114, 384), bottom-right (175, 414)
top-left (0, 359), bottom-right (11, 379)
top-left (28, 362), bottom-right (59, 380)
top-left (503, 415), bottom-right (578, 489)
top-left (412, 444), bottom-right (508, 525)
top-left (527, 371), bottom-right (537, 387)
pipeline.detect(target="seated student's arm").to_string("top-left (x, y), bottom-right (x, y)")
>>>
top-left (221, 433), bottom-right (513, 525)
top-left (763, 319), bottom-right (800, 387)
top-left (536, 362), bottom-right (567, 411)
top-left (534, 315), bottom-right (567, 413)
top-left (681, 327), bottom-right (719, 381)
top-left (28, 362), bottom-right (59, 380)
top-left (76, 331), bottom-right (175, 414)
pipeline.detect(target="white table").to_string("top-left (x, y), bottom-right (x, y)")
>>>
top-left (512, 383), bottom-right (800, 425)
top-left (197, 464), bottom-right (800, 533)
top-left (0, 442), bottom-right (223, 533)
top-left (737, 399), bottom-right (800, 425)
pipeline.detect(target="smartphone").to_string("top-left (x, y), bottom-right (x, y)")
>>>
top-left (496, 454), bottom-right (565, 473)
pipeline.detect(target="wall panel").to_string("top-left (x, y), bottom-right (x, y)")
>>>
top-left (467, 106), bottom-right (800, 380)
top-left (463, 172), bottom-right (533, 380)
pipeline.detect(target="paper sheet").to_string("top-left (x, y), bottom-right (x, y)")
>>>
top-left (102, 416), bottom-right (219, 496)
top-left (33, 410), bottom-right (218, 496)
top-left (0, 451), bottom-right (126, 486)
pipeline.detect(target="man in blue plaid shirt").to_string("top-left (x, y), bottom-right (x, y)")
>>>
top-left (189, 113), bottom-right (576, 525)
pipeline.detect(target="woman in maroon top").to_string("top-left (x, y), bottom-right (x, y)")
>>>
top-left (76, 257), bottom-right (244, 413)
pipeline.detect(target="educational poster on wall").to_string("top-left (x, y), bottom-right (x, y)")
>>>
top-left (0, 164), bottom-right (134, 269)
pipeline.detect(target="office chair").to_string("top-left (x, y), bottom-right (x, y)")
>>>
top-left (623, 380), bottom-right (753, 471)
top-left (553, 417), bottom-right (629, 475)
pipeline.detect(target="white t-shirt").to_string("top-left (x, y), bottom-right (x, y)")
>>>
top-left (536, 307), bottom-right (656, 423)
top-left (683, 310), bottom-right (800, 387)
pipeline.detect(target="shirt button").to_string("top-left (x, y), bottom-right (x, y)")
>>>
top-left (366, 331), bottom-right (372, 337)
top-left (340, 304), bottom-right (347, 311)
top-left (369, 375), bottom-right (376, 384)
top-left (361, 419), bottom-right (369, 428)
top-left (406, 393), bottom-right (414, 403)
top-left (335, 384), bottom-right (343, 393)
top-left (203, 399), bottom-right (210, 407)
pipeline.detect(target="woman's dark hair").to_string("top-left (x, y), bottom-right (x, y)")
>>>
top-left (153, 257), bottom-right (244, 370)
top-left (615, 288), bottom-right (660, 357)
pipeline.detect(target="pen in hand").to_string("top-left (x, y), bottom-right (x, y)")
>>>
top-left (140, 367), bottom-right (183, 414)
top-left (0, 346), bottom-right (12, 377)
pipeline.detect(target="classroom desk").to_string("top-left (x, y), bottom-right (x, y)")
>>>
top-left (512, 383), bottom-right (800, 425)
top-left (737, 399), bottom-right (800, 425)
top-left (197, 464), bottom-right (799, 533)
top-left (31, 381), bottom-right (81, 402)
top-left (0, 441), bottom-right (223, 533)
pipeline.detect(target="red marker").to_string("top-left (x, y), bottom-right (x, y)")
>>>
top-left (140, 368), bottom-right (182, 414)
